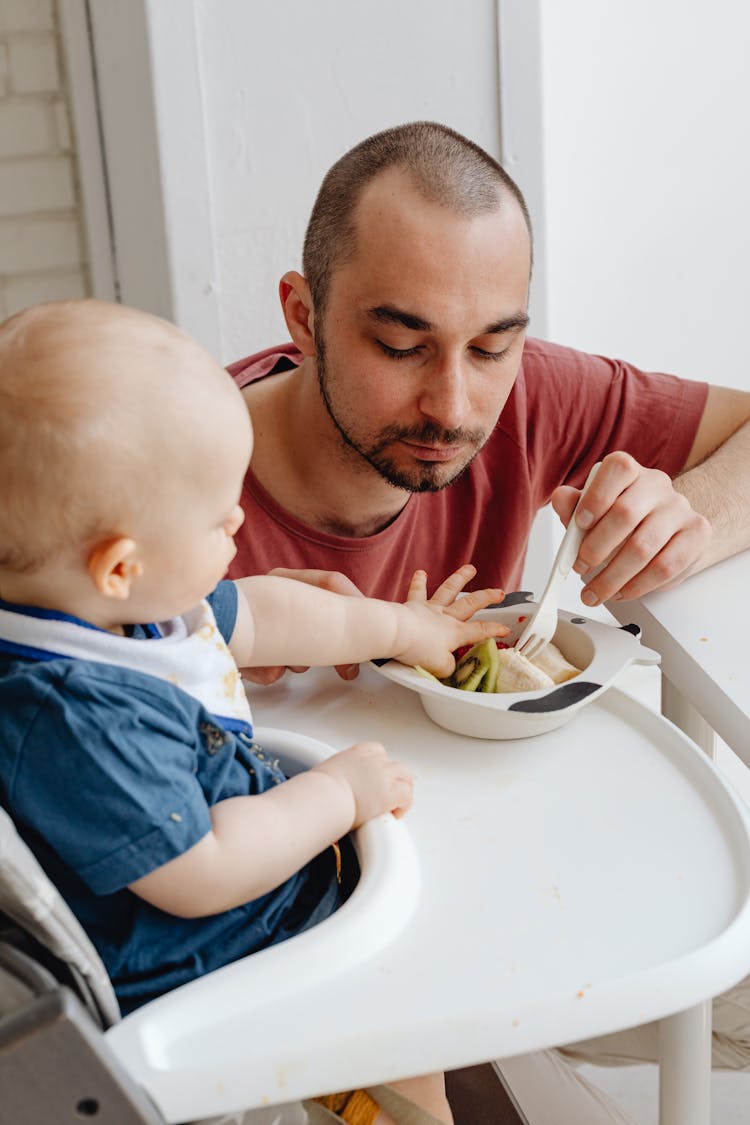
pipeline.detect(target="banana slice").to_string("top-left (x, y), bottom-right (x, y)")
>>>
top-left (531, 641), bottom-right (581, 685)
top-left (494, 648), bottom-right (554, 692)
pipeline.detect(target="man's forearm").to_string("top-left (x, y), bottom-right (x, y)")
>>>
top-left (674, 418), bottom-right (750, 570)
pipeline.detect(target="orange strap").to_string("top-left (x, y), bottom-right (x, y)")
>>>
top-left (315, 1088), bottom-right (380, 1124)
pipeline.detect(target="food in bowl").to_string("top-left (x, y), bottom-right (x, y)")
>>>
top-left (418, 637), bottom-right (581, 694)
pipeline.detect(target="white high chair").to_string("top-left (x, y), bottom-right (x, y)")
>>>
top-left (0, 728), bottom-right (424, 1125)
top-left (5, 662), bottom-right (750, 1125)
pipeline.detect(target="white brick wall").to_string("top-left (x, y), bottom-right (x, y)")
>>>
top-left (0, 0), bottom-right (89, 319)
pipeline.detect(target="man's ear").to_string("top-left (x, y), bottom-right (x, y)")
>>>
top-left (279, 271), bottom-right (316, 356)
top-left (88, 538), bottom-right (144, 600)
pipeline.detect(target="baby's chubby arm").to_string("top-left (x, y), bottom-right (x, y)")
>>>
top-left (230, 563), bottom-right (509, 678)
top-left (128, 741), bottom-right (412, 918)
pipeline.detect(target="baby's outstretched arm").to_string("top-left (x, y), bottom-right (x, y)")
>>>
top-left (129, 741), bottom-right (412, 918)
top-left (231, 563), bottom-right (508, 677)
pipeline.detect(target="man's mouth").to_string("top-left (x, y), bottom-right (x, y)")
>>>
top-left (400, 440), bottom-right (465, 462)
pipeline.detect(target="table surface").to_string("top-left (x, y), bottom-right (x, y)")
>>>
top-left (107, 664), bottom-right (750, 1122)
top-left (610, 549), bottom-right (750, 762)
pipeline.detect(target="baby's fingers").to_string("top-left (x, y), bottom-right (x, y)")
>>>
top-left (445, 586), bottom-right (505, 621)
top-left (406, 569), bottom-right (428, 603)
top-left (420, 619), bottom-right (510, 678)
top-left (426, 563), bottom-right (477, 607)
top-left (457, 618), bottom-right (510, 648)
top-left (388, 764), bottom-right (414, 817)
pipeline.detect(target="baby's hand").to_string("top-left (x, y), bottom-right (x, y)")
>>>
top-left (313, 741), bottom-right (413, 827)
top-left (396, 563), bottom-right (510, 677)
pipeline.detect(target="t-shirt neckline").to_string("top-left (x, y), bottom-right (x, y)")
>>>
top-left (244, 469), bottom-right (417, 552)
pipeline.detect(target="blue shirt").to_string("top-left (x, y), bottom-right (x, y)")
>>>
top-left (0, 582), bottom-right (341, 1013)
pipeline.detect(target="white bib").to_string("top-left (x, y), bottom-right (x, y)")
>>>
top-left (0, 599), bottom-right (253, 730)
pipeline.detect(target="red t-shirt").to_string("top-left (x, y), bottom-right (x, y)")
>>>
top-left (227, 338), bottom-right (708, 600)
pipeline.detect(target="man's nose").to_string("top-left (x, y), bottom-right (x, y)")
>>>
top-left (417, 354), bottom-right (469, 430)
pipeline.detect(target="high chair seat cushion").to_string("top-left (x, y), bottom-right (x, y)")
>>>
top-left (0, 803), bottom-right (119, 1026)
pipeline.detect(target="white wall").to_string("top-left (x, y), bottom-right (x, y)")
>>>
top-left (71, 1), bottom-right (750, 394)
top-left (497, 0), bottom-right (750, 596)
top-left (72, 0), bottom-right (502, 361)
top-left (538, 0), bottom-right (750, 390)
top-left (194, 0), bottom-right (502, 362)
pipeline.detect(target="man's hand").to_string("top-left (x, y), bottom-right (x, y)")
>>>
top-left (551, 451), bottom-right (712, 606)
top-left (242, 568), bottom-right (365, 685)
top-left (313, 741), bottom-right (414, 825)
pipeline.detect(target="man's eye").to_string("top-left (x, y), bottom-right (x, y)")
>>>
top-left (376, 340), bottom-right (421, 360)
top-left (471, 346), bottom-right (510, 362)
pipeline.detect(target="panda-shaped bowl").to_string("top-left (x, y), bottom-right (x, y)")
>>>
top-left (371, 592), bottom-right (661, 740)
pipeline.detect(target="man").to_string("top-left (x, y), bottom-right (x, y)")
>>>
top-left (227, 122), bottom-right (750, 1122)
top-left (229, 122), bottom-right (748, 612)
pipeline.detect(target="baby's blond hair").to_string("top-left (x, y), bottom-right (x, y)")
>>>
top-left (0, 300), bottom-right (231, 574)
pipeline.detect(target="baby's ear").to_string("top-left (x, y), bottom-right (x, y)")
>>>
top-left (88, 538), bottom-right (143, 600)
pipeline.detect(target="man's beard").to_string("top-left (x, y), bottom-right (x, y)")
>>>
top-left (315, 343), bottom-right (488, 493)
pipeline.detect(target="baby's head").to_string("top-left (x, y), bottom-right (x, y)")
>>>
top-left (0, 300), bottom-right (252, 623)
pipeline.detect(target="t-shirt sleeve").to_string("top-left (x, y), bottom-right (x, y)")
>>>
top-left (10, 667), bottom-right (212, 896)
top-left (207, 579), bottom-right (238, 643)
top-left (518, 340), bottom-right (709, 506)
top-left (226, 343), bottom-right (302, 387)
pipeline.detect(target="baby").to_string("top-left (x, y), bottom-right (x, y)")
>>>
top-left (0, 300), bottom-right (508, 1125)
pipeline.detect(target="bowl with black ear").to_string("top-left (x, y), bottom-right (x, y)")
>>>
top-left (370, 591), bottom-right (661, 740)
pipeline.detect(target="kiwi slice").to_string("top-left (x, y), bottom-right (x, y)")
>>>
top-left (454, 655), bottom-right (485, 691)
top-left (414, 665), bottom-right (441, 683)
top-left (479, 638), bottom-right (501, 693)
top-left (449, 637), bottom-right (500, 692)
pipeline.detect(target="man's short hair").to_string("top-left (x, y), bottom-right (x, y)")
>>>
top-left (302, 120), bottom-right (532, 315)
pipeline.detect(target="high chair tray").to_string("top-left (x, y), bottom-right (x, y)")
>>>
top-left (106, 667), bottom-right (750, 1122)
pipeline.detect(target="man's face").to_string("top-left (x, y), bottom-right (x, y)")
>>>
top-left (314, 169), bottom-right (531, 493)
